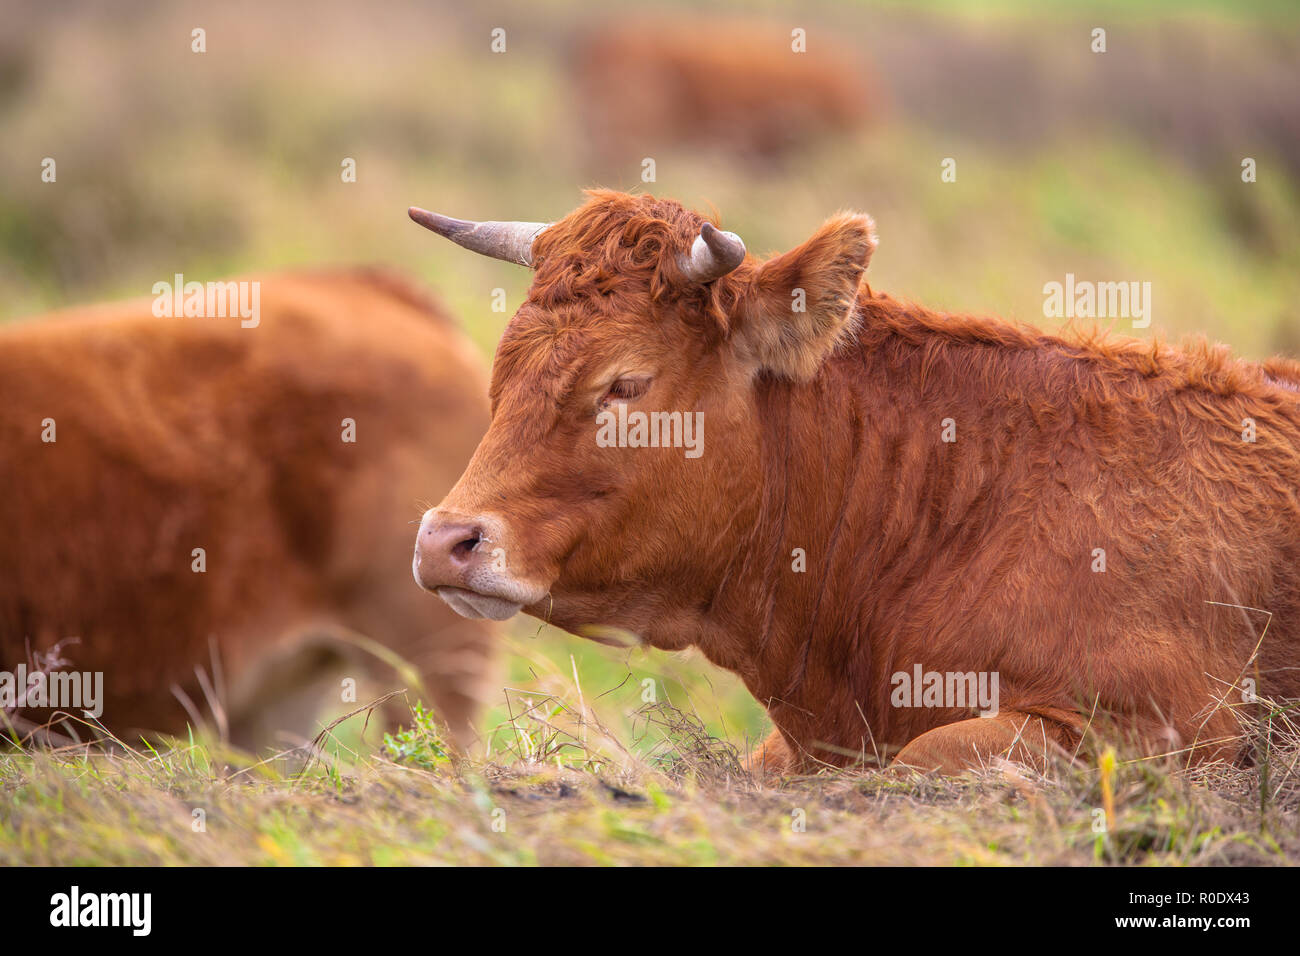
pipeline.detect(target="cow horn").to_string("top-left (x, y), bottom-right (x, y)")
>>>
top-left (679, 222), bottom-right (747, 283)
top-left (408, 207), bottom-right (550, 267)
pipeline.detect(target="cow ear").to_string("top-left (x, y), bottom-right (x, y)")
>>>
top-left (731, 212), bottom-right (876, 380)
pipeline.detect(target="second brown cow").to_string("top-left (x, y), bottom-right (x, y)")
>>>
top-left (1, 269), bottom-right (496, 752)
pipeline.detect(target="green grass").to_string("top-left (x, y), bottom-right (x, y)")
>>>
top-left (4, 677), bottom-right (1298, 865)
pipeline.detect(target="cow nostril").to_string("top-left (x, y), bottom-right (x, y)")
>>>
top-left (450, 531), bottom-right (483, 562)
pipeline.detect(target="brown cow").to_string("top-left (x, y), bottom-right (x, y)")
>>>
top-left (1, 269), bottom-right (496, 752)
top-left (571, 18), bottom-right (875, 168)
top-left (408, 190), bottom-right (1300, 775)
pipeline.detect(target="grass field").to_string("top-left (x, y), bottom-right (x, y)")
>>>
top-left (3, 0), bottom-right (1299, 865)
top-left (5, 669), bottom-right (1300, 865)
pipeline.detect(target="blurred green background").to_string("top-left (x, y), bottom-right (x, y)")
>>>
top-left (3, 0), bottom-right (1297, 753)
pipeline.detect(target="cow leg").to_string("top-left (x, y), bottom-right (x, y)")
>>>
top-left (891, 711), bottom-right (1079, 774)
top-left (748, 727), bottom-right (796, 776)
top-left (338, 606), bottom-right (498, 756)
top-left (226, 637), bottom-right (353, 754)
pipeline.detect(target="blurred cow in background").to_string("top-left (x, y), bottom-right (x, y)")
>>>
top-left (571, 18), bottom-right (877, 169)
top-left (0, 269), bottom-right (497, 752)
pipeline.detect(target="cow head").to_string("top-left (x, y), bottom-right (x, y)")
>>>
top-left (411, 190), bottom-right (874, 646)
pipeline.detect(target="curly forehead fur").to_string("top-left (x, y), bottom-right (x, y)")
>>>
top-left (527, 189), bottom-right (742, 326)
top-left (489, 191), bottom-right (744, 412)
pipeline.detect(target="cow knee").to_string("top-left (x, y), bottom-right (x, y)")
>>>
top-left (749, 728), bottom-right (797, 776)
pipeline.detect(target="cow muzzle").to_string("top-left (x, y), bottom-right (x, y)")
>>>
top-left (412, 510), bottom-right (544, 621)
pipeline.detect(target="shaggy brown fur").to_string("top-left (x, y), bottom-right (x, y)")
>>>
top-left (423, 190), bottom-right (1300, 774)
top-left (1, 269), bottom-right (497, 751)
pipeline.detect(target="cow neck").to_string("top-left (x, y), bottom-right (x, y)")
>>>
top-left (707, 317), bottom-right (998, 755)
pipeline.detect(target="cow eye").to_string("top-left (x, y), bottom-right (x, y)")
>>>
top-left (600, 377), bottom-right (650, 406)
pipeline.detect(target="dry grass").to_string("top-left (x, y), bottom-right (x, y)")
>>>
top-left (3, 679), bottom-right (1298, 866)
